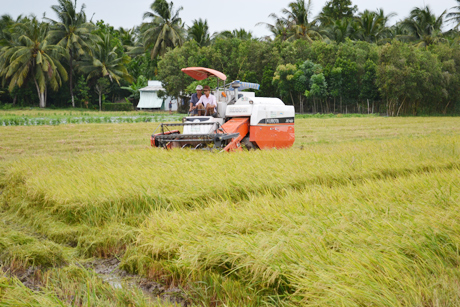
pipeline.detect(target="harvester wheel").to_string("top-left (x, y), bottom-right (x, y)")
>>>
top-left (242, 136), bottom-right (258, 150)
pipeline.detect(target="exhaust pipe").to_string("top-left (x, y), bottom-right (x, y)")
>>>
top-left (231, 81), bottom-right (240, 103)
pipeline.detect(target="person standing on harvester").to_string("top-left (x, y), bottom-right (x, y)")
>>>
top-left (196, 85), bottom-right (217, 116)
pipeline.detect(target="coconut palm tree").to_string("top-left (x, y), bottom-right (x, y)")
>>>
top-left (356, 9), bottom-right (396, 43)
top-left (187, 19), bottom-right (210, 47)
top-left (402, 6), bottom-right (447, 46)
top-left (0, 17), bottom-right (68, 108)
top-left (45, 0), bottom-right (96, 108)
top-left (0, 14), bottom-right (26, 105)
top-left (318, 0), bottom-right (357, 24)
top-left (117, 27), bottom-right (137, 47)
top-left (446, 0), bottom-right (460, 29)
top-left (231, 28), bottom-right (254, 40)
top-left (256, 13), bottom-right (290, 41)
top-left (77, 33), bottom-right (133, 110)
top-left (0, 15), bottom-right (17, 43)
top-left (324, 18), bottom-right (356, 43)
top-left (211, 28), bottom-right (254, 42)
top-left (0, 15), bottom-right (28, 50)
top-left (141, 0), bottom-right (185, 59)
top-left (282, 0), bottom-right (322, 42)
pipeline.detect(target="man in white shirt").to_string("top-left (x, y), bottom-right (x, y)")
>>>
top-left (195, 85), bottom-right (217, 116)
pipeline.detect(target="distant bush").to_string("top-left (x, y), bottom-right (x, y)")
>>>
top-left (102, 102), bottom-right (133, 111)
top-left (1, 103), bottom-right (13, 110)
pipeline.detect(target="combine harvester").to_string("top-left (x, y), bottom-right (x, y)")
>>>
top-left (151, 67), bottom-right (295, 151)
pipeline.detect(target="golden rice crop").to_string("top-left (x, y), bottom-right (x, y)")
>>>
top-left (4, 135), bottom-right (459, 227)
top-left (1, 116), bottom-right (460, 305)
top-left (125, 167), bottom-right (460, 306)
top-left (1, 116), bottom-right (459, 163)
top-left (0, 224), bottom-right (67, 269)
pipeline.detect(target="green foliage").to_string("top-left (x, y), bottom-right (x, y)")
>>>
top-left (401, 6), bottom-right (446, 47)
top-left (75, 75), bottom-right (91, 108)
top-left (214, 28), bottom-right (254, 41)
top-left (78, 32), bottom-right (133, 85)
top-left (0, 17), bottom-right (68, 108)
top-left (334, 57), bottom-right (359, 101)
top-left (102, 102), bottom-right (134, 111)
top-left (360, 59), bottom-right (380, 101)
top-left (94, 77), bottom-right (110, 111)
top-left (120, 75), bottom-right (148, 100)
top-left (328, 67), bottom-right (343, 98)
top-left (309, 73), bottom-right (328, 99)
top-left (1, 1), bottom-right (460, 115)
top-left (185, 79), bottom-right (217, 94)
top-left (45, 0), bottom-right (96, 107)
top-left (188, 18), bottom-right (210, 47)
top-left (376, 40), bottom-right (444, 115)
top-left (273, 63), bottom-right (298, 104)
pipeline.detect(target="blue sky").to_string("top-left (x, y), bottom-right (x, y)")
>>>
top-left (2, 0), bottom-right (458, 37)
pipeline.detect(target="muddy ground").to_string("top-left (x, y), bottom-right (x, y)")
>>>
top-left (1, 258), bottom-right (189, 306)
top-left (87, 258), bottom-right (188, 306)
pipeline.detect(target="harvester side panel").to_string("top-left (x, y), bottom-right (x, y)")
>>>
top-left (250, 124), bottom-right (295, 149)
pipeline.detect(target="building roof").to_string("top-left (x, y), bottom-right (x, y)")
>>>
top-left (139, 85), bottom-right (164, 92)
top-left (139, 80), bottom-right (164, 92)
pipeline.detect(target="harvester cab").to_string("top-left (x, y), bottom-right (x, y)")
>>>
top-left (150, 67), bottom-right (295, 152)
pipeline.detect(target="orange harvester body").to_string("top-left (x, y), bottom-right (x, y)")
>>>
top-left (150, 67), bottom-right (295, 151)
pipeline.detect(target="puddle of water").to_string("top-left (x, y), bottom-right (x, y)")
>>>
top-left (86, 258), bottom-right (188, 306)
top-left (101, 275), bottom-right (123, 289)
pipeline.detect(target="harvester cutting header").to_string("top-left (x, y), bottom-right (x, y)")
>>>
top-left (151, 67), bottom-right (295, 151)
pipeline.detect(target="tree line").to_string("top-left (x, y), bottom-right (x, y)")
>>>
top-left (1, 0), bottom-right (460, 115)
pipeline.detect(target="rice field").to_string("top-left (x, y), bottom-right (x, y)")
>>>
top-left (1, 115), bottom-right (460, 306)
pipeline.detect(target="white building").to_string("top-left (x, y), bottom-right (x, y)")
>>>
top-left (137, 81), bottom-right (177, 111)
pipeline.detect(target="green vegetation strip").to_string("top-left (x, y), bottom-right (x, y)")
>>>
top-left (0, 111), bottom-right (185, 126)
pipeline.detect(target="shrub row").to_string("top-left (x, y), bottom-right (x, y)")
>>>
top-left (102, 102), bottom-right (133, 111)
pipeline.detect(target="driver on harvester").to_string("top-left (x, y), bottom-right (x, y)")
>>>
top-left (195, 85), bottom-right (217, 116)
